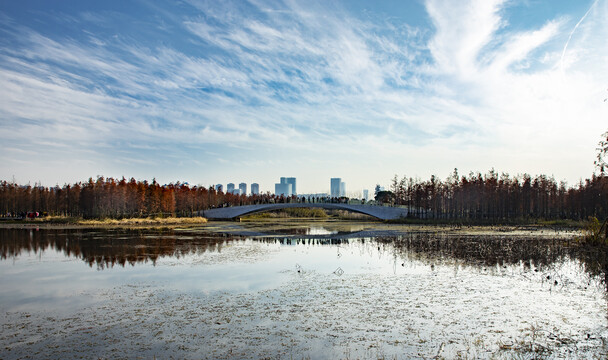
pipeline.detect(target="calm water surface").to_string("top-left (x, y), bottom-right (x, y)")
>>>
top-left (1, 225), bottom-right (607, 359)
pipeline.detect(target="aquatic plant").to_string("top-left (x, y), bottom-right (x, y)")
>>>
top-left (579, 216), bottom-right (608, 245)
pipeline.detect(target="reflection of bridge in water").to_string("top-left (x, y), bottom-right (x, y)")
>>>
top-left (199, 203), bottom-right (408, 221)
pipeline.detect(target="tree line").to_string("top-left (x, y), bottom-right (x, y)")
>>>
top-left (0, 177), bottom-right (278, 219)
top-left (381, 169), bottom-right (607, 222)
top-left (0, 170), bottom-right (606, 222)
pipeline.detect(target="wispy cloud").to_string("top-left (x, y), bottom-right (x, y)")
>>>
top-left (0, 0), bottom-right (607, 191)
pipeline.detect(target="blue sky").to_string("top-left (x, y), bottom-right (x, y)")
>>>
top-left (1, 0), bottom-right (607, 195)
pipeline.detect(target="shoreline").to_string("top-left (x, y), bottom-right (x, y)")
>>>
top-left (0, 218), bottom-right (583, 238)
top-left (0, 216), bottom-right (208, 230)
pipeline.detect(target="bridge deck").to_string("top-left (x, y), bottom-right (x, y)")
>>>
top-left (200, 203), bottom-right (407, 221)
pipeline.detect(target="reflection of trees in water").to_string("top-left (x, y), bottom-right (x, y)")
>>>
top-left (0, 229), bottom-right (236, 269)
top-left (378, 233), bottom-right (608, 289)
top-left (379, 234), bottom-right (571, 268)
top-left (276, 238), bottom-right (350, 246)
top-left (0, 229), bottom-right (350, 269)
top-left (1, 229), bottom-right (607, 288)
top-left (576, 243), bottom-right (608, 289)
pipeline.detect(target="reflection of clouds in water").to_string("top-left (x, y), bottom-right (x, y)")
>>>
top-left (306, 226), bottom-right (336, 235)
top-left (165, 239), bottom-right (281, 266)
top-left (2, 259), bottom-right (606, 359)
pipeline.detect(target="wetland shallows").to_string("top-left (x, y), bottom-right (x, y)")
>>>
top-left (1, 221), bottom-right (606, 359)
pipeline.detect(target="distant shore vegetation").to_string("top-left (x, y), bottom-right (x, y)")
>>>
top-left (0, 170), bottom-right (605, 225)
top-left (381, 169), bottom-right (607, 224)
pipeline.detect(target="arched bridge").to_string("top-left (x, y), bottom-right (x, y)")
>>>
top-left (199, 203), bottom-right (408, 221)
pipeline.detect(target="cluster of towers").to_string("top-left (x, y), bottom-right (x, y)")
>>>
top-left (214, 177), bottom-right (369, 201)
top-left (274, 177), bottom-right (296, 196)
top-left (215, 182), bottom-right (259, 196)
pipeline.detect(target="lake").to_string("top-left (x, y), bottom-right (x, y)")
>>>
top-left (1, 222), bottom-right (607, 358)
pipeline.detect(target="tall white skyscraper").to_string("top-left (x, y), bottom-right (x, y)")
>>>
top-left (340, 181), bottom-right (346, 197)
top-left (239, 183), bottom-right (247, 196)
top-left (330, 178), bottom-right (341, 198)
top-left (363, 189), bottom-right (369, 201)
top-left (251, 183), bottom-right (259, 195)
top-left (226, 183), bottom-right (235, 193)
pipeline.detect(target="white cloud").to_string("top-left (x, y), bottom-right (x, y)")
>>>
top-left (419, 0), bottom-right (608, 184)
top-left (425, 0), bottom-right (507, 76)
top-left (489, 20), bottom-right (562, 72)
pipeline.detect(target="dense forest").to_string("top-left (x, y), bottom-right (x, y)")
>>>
top-left (381, 170), bottom-right (607, 222)
top-left (1, 131), bottom-right (607, 222)
top-left (0, 177), bottom-right (277, 219)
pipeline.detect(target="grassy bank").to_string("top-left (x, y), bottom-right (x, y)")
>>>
top-left (241, 208), bottom-right (380, 221)
top-left (0, 215), bottom-right (207, 227)
top-left (387, 217), bottom-right (587, 228)
top-left (79, 216), bottom-right (207, 226)
top-left (242, 207), bottom-right (329, 219)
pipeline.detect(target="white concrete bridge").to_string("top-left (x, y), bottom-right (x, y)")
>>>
top-left (199, 203), bottom-right (408, 221)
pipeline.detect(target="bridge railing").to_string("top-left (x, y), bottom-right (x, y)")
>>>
top-left (207, 198), bottom-right (412, 210)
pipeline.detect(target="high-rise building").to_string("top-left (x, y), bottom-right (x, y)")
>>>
top-left (239, 183), bottom-right (247, 196)
top-left (251, 183), bottom-right (259, 195)
top-left (227, 183), bottom-right (235, 193)
top-left (275, 177), bottom-right (295, 196)
top-left (363, 189), bottom-right (369, 201)
top-left (340, 181), bottom-right (346, 197)
top-left (215, 184), bottom-right (223, 192)
top-left (275, 182), bottom-right (292, 196)
top-left (330, 178), bottom-right (341, 197)
top-left (285, 177), bottom-right (296, 195)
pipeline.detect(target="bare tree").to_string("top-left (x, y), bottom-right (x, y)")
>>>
top-left (595, 130), bottom-right (608, 175)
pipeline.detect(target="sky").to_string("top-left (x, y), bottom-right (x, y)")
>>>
top-left (1, 0), bottom-right (607, 195)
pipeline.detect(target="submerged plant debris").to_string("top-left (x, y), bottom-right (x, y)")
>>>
top-left (0, 224), bottom-right (607, 359)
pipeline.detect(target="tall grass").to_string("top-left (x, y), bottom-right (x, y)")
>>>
top-left (243, 208), bottom-right (328, 219)
top-left (78, 217), bottom-right (208, 226)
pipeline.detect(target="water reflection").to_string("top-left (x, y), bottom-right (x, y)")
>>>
top-left (383, 233), bottom-right (608, 288)
top-left (1, 228), bottom-right (607, 289)
top-left (0, 228), bottom-right (232, 269)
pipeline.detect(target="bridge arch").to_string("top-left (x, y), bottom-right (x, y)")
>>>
top-left (200, 203), bottom-right (407, 221)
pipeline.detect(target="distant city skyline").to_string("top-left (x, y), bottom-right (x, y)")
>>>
top-left (214, 177), bottom-right (372, 197)
top-left (1, 1), bottom-right (606, 191)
